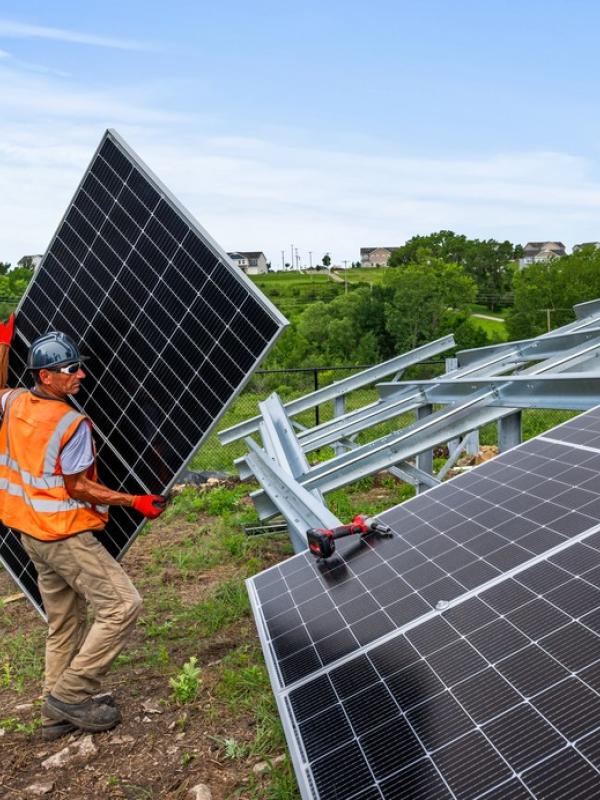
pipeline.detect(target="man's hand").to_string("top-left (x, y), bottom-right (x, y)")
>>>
top-left (132, 495), bottom-right (167, 519)
top-left (0, 314), bottom-right (14, 347)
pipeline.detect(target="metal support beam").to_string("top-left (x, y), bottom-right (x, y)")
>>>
top-left (258, 394), bottom-right (311, 478)
top-left (332, 394), bottom-right (346, 456)
top-left (437, 434), bottom-right (472, 481)
top-left (498, 411), bottom-right (522, 452)
top-left (251, 341), bottom-right (600, 519)
top-left (243, 438), bottom-right (341, 552)
top-left (445, 357), bottom-right (460, 454)
top-left (575, 299), bottom-right (600, 320)
top-left (218, 335), bottom-right (455, 444)
top-left (379, 374), bottom-right (600, 410)
top-left (416, 404), bottom-right (433, 494)
top-left (456, 327), bottom-right (600, 368)
top-left (464, 430), bottom-right (480, 457)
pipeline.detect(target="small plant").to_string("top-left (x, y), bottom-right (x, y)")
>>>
top-left (0, 716), bottom-right (41, 735)
top-left (169, 656), bottom-right (202, 704)
top-left (106, 775), bottom-right (120, 787)
top-left (210, 734), bottom-right (248, 760)
top-left (180, 751), bottom-right (197, 767)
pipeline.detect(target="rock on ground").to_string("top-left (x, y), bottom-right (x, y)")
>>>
top-left (188, 784), bottom-right (212, 800)
top-left (41, 735), bottom-right (97, 769)
top-left (24, 783), bottom-right (54, 797)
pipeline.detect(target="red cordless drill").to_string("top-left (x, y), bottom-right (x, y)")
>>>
top-left (307, 515), bottom-right (391, 559)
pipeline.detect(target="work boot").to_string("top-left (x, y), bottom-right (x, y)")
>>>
top-left (41, 695), bottom-right (118, 740)
top-left (43, 695), bottom-right (121, 733)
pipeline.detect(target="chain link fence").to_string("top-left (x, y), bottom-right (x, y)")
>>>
top-left (192, 363), bottom-right (577, 474)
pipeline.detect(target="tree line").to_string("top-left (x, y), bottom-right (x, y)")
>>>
top-left (265, 234), bottom-right (600, 373)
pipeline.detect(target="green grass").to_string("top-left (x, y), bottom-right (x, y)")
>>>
top-left (469, 314), bottom-right (508, 340)
top-left (214, 646), bottom-right (299, 799)
top-left (0, 630), bottom-right (45, 692)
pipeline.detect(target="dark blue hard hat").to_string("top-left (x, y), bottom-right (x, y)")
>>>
top-left (27, 332), bottom-right (88, 371)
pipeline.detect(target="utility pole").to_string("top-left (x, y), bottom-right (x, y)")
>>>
top-left (290, 244), bottom-right (294, 272)
top-left (546, 308), bottom-right (552, 332)
top-left (309, 251), bottom-right (312, 268)
top-left (343, 260), bottom-right (348, 293)
top-left (295, 247), bottom-right (300, 270)
top-left (281, 250), bottom-right (285, 270)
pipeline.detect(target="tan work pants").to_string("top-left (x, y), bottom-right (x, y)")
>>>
top-left (20, 531), bottom-right (142, 707)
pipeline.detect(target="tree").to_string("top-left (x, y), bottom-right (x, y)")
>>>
top-left (0, 263), bottom-right (10, 276)
top-left (322, 254), bottom-right (331, 268)
top-left (389, 230), bottom-right (519, 310)
top-left (383, 255), bottom-right (478, 351)
top-left (506, 246), bottom-right (600, 339)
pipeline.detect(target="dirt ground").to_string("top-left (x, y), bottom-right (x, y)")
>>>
top-left (0, 508), bottom-right (294, 800)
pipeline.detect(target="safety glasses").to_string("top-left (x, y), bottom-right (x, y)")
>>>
top-left (51, 362), bottom-right (81, 375)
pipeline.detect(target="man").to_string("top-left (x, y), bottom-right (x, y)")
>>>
top-left (0, 319), bottom-right (167, 739)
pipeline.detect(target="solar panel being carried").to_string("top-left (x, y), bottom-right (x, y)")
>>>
top-left (248, 406), bottom-right (600, 799)
top-left (0, 129), bottom-right (287, 616)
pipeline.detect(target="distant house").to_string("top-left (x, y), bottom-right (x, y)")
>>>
top-left (17, 254), bottom-right (43, 270)
top-left (519, 242), bottom-right (566, 267)
top-left (360, 247), bottom-right (401, 268)
top-left (227, 251), bottom-right (269, 275)
top-left (573, 242), bottom-right (600, 253)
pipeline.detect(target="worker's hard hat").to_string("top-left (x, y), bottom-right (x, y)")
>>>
top-left (27, 331), bottom-right (88, 371)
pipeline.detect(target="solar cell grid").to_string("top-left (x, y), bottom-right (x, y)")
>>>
top-left (0, 129), bottom-right (285, 613)
top-left (276, 525), bottom-right (600, 799)
top-left (252, 432), bottom-right (600, 690)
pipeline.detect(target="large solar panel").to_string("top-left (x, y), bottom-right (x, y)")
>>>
top-left (248, 405), bottom-right (600, 798)
top-left (0, 129), bottom-right (286, 615)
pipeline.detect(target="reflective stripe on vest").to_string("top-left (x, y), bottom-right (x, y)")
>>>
top-left (0, 477), bottom-right (89, 512)
top-left (0, 453), bottom-right (64, 489)
top-left (44, 410), bottom-right (83, 474)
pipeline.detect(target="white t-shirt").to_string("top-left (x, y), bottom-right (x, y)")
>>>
top-left (1, 392), bottom-right (94, 475)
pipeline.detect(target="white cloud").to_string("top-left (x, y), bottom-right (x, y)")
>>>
top-left (2, 63), bottom-right (600, 269)
top-left (0, 19), bottom-right (157, 51)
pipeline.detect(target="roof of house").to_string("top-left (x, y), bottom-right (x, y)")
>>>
top-left (523, 241), bottom-right (566, 253)
top-left (228, 251), bottom-right (265, 259)
top-left (360, 247), bottom-right (401, 255)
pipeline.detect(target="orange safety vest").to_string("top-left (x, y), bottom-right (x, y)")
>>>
top-left (0, 389), bottom-right (109, 541)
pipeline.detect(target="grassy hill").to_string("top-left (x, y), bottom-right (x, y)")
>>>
top-left (250, 271), bottom-right (344, 316)
top-left (250, 269), bottom-right (508, 342)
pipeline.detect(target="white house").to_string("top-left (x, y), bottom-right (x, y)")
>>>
top-left (519, 242), bottom-right (566, 267)
top-left (17, 254), bottom-right (43, 270)
top-left (227, 251), bottom-right (269, 275)
top-left (359, 247), bottom-right (400, 267)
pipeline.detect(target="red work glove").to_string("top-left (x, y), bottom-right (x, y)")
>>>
top-left (0, 314), bottom-right (14, 346)
top-left (132, 494), bottom-right (167, 518)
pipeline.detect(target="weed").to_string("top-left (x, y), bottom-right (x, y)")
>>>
top-left (0, 716), bottom-right (41, 735)
top-left (210, 735), bottom-right (248, 760)
top-left (139, 617), bottom-right (174, 639)
top-left (106, 776), bottom-right (120, 787)
top-left (180, 751), bottom-right (197, 767)
top-left (169, 656), bottom-right (202, 704)
top-left (142, 643), bottom-right (170, 668)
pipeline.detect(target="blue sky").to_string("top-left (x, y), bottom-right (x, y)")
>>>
top-left (3, 1), bottom-right (600, 268)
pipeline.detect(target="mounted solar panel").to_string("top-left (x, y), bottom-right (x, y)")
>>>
top-left (0, 129), bottom-right (287, 616)
top-left (247, 405), bottom-right (600, 798)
